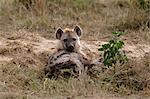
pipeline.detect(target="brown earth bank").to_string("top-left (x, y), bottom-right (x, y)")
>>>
top-left (0, 30), bottom-right (150, 68)
top-left (0, 30), bottom-right (150, 98)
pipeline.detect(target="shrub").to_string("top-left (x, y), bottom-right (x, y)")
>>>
top-left (99, 32), bottom-right (128, 74)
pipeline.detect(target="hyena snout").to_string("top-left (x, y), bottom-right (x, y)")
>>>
top-left (66, 42), bottom-right (75, 52)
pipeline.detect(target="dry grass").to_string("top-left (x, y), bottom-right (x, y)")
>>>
top-left (0, 0), bottom-right (150, 98)
top-left (99, 54), bottom-right (150, 95)
top-left (0, 0), bottom-right (149, 40)
top-left (0, 49), bottom-right (149, 98)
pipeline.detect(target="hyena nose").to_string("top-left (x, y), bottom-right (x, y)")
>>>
top-left (69, 45), bottom-right (74, 50)
top-left (66, 45), bottom-right (74, 52)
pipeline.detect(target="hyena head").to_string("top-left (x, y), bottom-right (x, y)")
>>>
top-left (55, 25), bottom-right (82, 52)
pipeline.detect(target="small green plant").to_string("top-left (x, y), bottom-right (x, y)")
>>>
top-left (99, 32), bottom-right (128, 74)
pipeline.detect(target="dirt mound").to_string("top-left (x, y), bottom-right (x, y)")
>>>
top-left (0, 32), bottom-right (48, 70)
top-left (0, 30), bottom-right (150, 98)
top-left (0, 30), bottom-right (150, 70)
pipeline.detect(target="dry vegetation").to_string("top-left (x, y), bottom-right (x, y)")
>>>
top-left (0, 0), bottom-right (150, 98)
top-left (0, 0), bottom-right (149, 40)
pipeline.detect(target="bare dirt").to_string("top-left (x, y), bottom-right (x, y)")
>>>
top-left (0, 31), bottom-right (150, 66)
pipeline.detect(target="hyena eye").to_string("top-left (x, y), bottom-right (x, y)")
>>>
top-left (72, 38), bottom-right (76, 41)
top-left (63, 39), bottom-right (67, 42)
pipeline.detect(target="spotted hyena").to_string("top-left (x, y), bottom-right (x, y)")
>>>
top-left (45, 26), bottom-right (90, 78)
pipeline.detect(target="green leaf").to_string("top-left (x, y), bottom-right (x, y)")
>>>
top-left (102, 44), bottom-right (110, 50)
top-left (117, 41), bottom-right (124, 48)
top-left (109, 40), bottom-right (115, 44)
top-left (104, 59), bottom-right (111, 67)
top-left (103, 51), bottom-right (109, 59)
top-left (112, 31), bottom-right (122, 37)
top-left (98, 48), bottom-right (104, 51)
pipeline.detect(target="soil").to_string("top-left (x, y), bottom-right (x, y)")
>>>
top-left (0, 31), bottom-right (150, 68)
top-left (0, 30), bottom-right (150, 98)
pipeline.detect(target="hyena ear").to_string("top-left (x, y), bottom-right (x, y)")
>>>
top-left (74, 25), bottom-right (82, 37)
top-left (56, 28), bottom-right (63, 40)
